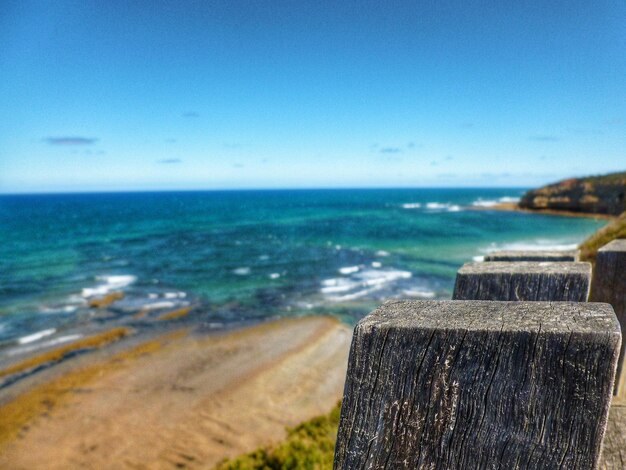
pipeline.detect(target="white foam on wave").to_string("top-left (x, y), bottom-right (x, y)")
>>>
top-left (321, 269), bottom-right (413, 302)
top-left (339, 266), bottom-right (360, 275)
top-left (472, 199), bottom-right (499, 208)
top-left (233, 267), bottom-right (251, 275)
top-left (164, 292), bottom-right (187, 299)
top-left (402, 203), bottom-right (422, 209)
top-left (269, 273), bottom-right (281, 279)
top-left (403, 289), bottom-right (436, 299)
top-left (138, 301), bottom-right (178, 311)
top-left (7, 334), bottom-right (83, 357)
top-left (39, 305), bottom-right (79, 314)
top-left (425, 202), bottom-right (463, 212)
top-left (371, 261), bottom-right (382, 268)
top-left (472, 196), bottom-right (520, 208)
top-left (481, 239), bottom-right (579, 254)
top-left (321, 278), bottom-right (357, 294)
top-left (375, 250), bottom-right (390, 257)
top-left (18, 328), bottom-right (56, 345)
top-left (81, 274), bottom-right (137, 298)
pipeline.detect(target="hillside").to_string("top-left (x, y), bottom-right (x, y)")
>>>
top-left (519, 171), bottom-right (626, 216)
top-left (579, 211), bottom-right (626, 263)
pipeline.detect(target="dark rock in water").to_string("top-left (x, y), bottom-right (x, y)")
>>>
top-left (334, 300), bottom-right (620, 470)
top-left (518, 171), bottom-right (626, 215)
top-left (452, 261), bottom-right (591, 301)
top-left (484, 250), bottom-right (579, 262)
top-left (590, 239), bottom-right (626, 397)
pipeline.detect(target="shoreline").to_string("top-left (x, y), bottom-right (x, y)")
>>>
top-left (473, 202), bottom-right (616, 220)
top-left (0, 315), bottom-right (352, 469)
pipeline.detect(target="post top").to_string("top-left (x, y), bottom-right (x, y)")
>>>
top-left (598, 239), bottom-right (626, 253)
top-left (484, 250), bottom-right (578, 261)
top-left (359, 300), bottom-right (619, 336)
top-left (458, 261), bottom-right (591, 275)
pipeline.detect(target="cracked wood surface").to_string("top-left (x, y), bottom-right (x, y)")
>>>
top-left (334, 300), bottom-right (621, 470)
top-left (600, 403), bottom-right (626, 469)
top-left (591, 240), bottom-right (626, 398)
top-left (484, 250), bottom-right (580, 262)
top-left (453, 262), bottom-right (591, 301)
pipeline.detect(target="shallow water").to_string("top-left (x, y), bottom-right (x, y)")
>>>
top-left (0, 189), bottom-right (604, 356)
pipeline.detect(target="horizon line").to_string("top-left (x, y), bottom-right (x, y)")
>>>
top-left (0, 185), bottom-right (531, 197)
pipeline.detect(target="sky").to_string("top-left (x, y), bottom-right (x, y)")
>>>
top-left (0, 1), bottom-right (624, 193)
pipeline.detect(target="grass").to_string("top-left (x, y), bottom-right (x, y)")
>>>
top-left (214, 401), bottom-right (342, 470)
top-left (0, 327), bottom-right (130, 380)
top-left (579, 211), bottom-right (626, 264)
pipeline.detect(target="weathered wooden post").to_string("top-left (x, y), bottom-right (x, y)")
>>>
top-left (484, 250), bottom-right (579, 262)
top-left (590, 239), bottom-right (626, 398)
top-left (453, 261), bottom-right (591, 301)
top-left (334, 300), bottom-right (621, 470)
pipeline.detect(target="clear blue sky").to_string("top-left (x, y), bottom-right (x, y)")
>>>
top-left (1, 1), bottom-right (624, 193)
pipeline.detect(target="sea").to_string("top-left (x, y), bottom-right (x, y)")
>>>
top-left (0, 188), bottom-right (605, 360)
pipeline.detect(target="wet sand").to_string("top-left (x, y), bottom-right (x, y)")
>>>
top-left (0, 316), bottom-right (352, 469)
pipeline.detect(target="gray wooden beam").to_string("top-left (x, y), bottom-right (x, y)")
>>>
top-left (334, 300), bottom-right (621, 470)
top-left (591, 239), bottom-right (626, 398)
top-left (484, 250), bottom-right (579, 262)
top-left (453, 261), bottom-right (591, 301)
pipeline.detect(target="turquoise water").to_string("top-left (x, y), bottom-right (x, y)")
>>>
top-left (0, 189), bottom-right (604, 357)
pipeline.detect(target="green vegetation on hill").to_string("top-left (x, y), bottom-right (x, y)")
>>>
top-left (214, 402), bottom-right (341, 470)
top-left (579, 211), bottom-right (626, 263)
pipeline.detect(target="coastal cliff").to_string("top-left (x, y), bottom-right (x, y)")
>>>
top-left (519, 171), bottom-right (626, 216)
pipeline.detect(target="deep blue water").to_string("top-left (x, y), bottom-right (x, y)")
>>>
top-left (0, 189), bottom-right (604, 358)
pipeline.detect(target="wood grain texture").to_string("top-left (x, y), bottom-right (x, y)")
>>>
top-left (591, 239), bottom-right (626, 397)
top-left (599, 404), bottom-right (626, 470)
top-left (334, 300), bottom-right (621, 470)
top-left (484, 250), bottom-right (579, 262)
top-left (453, 262), bottom-right (591, 301)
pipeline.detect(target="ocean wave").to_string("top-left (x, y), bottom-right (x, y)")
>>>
top-left (81, 274), bottom-right (137, 298)
top-left (233, 267), bottom-right (251, 275)
top-left (481, 240), bottom-right (579, 254)
top-left (472, 196), bottom-right (521, 207)
top-left (164, 292), bottom-right (187, 299)
top-left (339, 266), bottom-right (359, 275)
top-left (402, 203), bottom-right (422, 209)
top-left (7, 334), bottom-right (83, 357)
top-left (321, 268), bottom-right (412, 302)
top-left (269, 273), bottom-right (281, 279)
top-left (425, 202), bottom-right (463, 212)
top-left (375, 250), bottom-right (390, 257)
top-left (402, 289), bottom-right (436, 299)
top-left (138, 301), bottom-right (178, 311)
top-left (39, 305), bottom-right (79, 314)
top-left (18, 328), bottom-right (56, 345)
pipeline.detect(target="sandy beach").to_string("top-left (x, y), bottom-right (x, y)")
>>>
top-left (0, 316), bottom-right (352, 469)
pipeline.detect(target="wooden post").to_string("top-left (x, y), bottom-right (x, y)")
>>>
top-left (484, 250), bottom-right (579, 262)
top-left (590, 239), bottom-right (626, 398)
top-left (334, 300), bottom-right (621, 470)
top-left (453, 261), bottom-right (591, 301)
